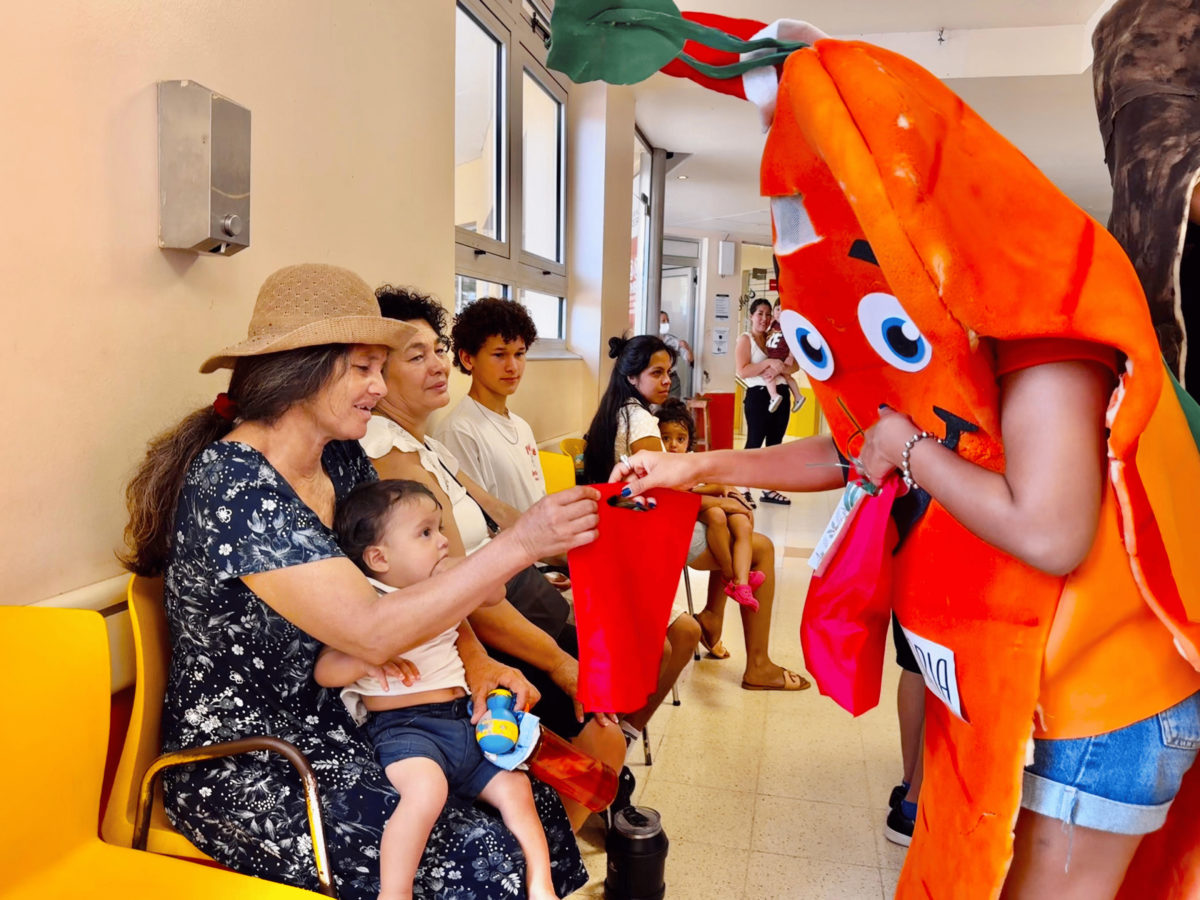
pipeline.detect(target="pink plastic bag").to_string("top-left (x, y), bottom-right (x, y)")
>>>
top-left (800, 478), bottom-right (900, 716)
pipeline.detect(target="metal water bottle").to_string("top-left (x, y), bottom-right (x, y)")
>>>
top-left (604, 806), bottom-right (668, 900)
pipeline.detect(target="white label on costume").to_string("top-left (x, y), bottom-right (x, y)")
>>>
top-left (807, 482), bottom-right (868, 574)
top-left (900, 624), bottom-right (968, 723)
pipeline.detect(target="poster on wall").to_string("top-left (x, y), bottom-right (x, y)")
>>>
top-left (714, 293), bottom-right (731, 320)
top-left (712, 327), bottom-right (729, 355)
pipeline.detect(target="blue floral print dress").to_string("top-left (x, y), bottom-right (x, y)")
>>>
top-left (161, 440), bottom-right (588, 899)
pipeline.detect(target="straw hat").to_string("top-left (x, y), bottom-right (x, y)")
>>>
top-left (200, 264), bottom-right (416, 373)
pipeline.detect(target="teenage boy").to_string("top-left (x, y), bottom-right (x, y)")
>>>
top-left (436, 298), bottom-right (546, 511)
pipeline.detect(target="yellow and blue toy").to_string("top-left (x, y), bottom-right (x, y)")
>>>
top-left (475, 688), bottom-right (520, 754)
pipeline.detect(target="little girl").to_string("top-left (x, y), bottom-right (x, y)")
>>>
top-left (655, 399), bottom-right (763, 610)
top-left (317, 479), bottom-right (559, 900)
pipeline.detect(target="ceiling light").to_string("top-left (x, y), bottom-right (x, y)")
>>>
top-left (676, 175), bottom-right (688, 180)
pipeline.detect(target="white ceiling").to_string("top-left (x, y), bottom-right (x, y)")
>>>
top-left (636, 1), bottom-right (1117, 243)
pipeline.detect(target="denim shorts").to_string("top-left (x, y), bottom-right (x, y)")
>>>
top-left (1021, 690), bottom-right (1200, 834)
top-left (364, 697), bottom-right (501, 800)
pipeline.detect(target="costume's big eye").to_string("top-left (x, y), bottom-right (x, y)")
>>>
top-left (857, 293), bottom-right (931, 372)
top-left (771, 195), bottom-right (823, 256)
top-left (779, 309), bottom-right (834, 382)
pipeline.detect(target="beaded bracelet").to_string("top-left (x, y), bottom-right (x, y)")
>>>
top-left (900, 431), bottom-right (942, 491)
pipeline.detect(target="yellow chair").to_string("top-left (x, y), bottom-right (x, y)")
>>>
top-left (0, 605), bottom-right (316, 899)
top-left (559, 437), bottom-right (586, 479)
top-left (101, 575), bottom-right (334, 895)
top-left (539, 449), bottom-right (576, 494)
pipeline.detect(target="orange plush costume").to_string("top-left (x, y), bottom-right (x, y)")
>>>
top-left (549, 7), bottom-right (1200, 897)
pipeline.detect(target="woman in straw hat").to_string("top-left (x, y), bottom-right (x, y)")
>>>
top-left (122, 264), bottom-right (596, 900)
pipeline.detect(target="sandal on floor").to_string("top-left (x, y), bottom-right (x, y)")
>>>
top-left (760, 490), bottom-right (792, 505)
top-left (696, 616), bottom-right (731, 660)
top-left (741, 669), bottom-right (811, 691)
top-left (741, 490), bottom-right (757, 509)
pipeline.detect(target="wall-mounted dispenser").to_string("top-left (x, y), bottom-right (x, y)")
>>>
top-left (157, 80), bottom-right (250, 255)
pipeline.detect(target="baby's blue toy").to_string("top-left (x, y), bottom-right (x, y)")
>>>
top-left (475, 688), bottom-right (520, 754)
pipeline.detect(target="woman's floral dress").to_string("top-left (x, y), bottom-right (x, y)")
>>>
top-left (161, 440), bottom-right (588, 899)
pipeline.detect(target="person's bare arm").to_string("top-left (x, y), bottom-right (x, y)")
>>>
top-left (467, 601), bottom-right (594, 722)
top-left (735, 333), bottom-right (784, 379)
top-left (243, 486), bottom-right (599, 665)
top-left (616, 435), bottom-right (846, 495)
top-left (455, 620), bottom-right (540, 720)
top-left (372, 448), bottom-right (471, 557)
top-left (857, 360), bottom-right (1112, 575)
top-left (629, 435), bottom-right (664, 454)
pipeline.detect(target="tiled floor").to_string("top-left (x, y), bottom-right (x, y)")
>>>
top-left (573, 487), bottom-right (908, 899)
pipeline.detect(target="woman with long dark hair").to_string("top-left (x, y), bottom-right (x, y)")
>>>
top-left (121, 264), bottom-right (595, 900)
top-left (581, 335), bottom-right (676, 486)
top-left (582, 335), bottom-right (808, 694)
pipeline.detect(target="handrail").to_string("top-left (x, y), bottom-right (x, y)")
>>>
top-left (133, 735), bottom-right (337, 897)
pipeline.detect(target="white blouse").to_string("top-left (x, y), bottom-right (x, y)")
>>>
top-left (360, 415), bottom-right (492, 554)
top-left (613, 400), bottom-right (663, 462)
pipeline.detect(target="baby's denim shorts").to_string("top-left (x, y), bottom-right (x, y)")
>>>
top-left (1021, 690), bottom-right (1200, 834)
top-left (364, 697), bottom-right (501, 800)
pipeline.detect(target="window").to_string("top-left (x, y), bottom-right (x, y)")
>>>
top-left (454, 6), bottom-right (504, 243)
top-left (629, 133), bottom-right (652, 333)
top-left (455, 0), bottom-right (569, 342)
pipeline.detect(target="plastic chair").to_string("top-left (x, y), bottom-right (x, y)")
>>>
top-left (560, 437), bottom-right (586, 478)
top-left (539, 449), bottom-right (576, 494)
top-left (101, 576), bottom-right (335, 895)
top-left (0, 605), bottom-right (316, 899)
top-left (686, 399), bottom-right (710, 452)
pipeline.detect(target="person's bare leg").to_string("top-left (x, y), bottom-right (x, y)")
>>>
top-left (563, 719), bottom-right (627, 831)
top-left (765, 378), bottom-right (781, 408)
top-left (380, 758), bottom-right (449, 900)
top-left (728, 512), bottom-right (753, 585)
top-left (699, 506), bottom-right (735, 582)
top-left (695, 559), bottom-right (729, 650)
top-left (478, 771), bottom-right (559, 899)
top-left (737, 532), bottom-right (798, 687)
top-left (897, 670), bottom-right (925, 786)
top-left (906, 723), bottom-right (925, 805)
top-left (1000, 809), bottom-right (1141, 900)
top-left (623, 614), bottom-right (701, 732)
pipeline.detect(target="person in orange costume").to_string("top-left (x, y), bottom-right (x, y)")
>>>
top-left (550, 6), bottom-right (1200, 898)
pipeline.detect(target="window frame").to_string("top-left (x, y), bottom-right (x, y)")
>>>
top-left (455, 0), bottom-right (570, 348)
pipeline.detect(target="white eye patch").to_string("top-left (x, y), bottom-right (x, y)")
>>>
top-left (771, 195), bottom-right (823, 257)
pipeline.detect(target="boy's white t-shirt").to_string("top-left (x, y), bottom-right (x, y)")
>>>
top-left (339, 578), bottom-right (468, 725)
top-left (613, 400), bottom-right (662, 462)
top-left (434, 397), bottom-right (546, 512)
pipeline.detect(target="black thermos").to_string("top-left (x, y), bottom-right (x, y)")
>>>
top-left (604, 806), bottom-right (669, 900)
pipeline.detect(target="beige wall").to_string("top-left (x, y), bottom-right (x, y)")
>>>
top-left (0, 2), bottom-right (634, 607)
top-left (0, 2), bottom-right (460, 605)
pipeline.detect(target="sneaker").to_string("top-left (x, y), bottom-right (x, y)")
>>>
top-left (888, 784), bottom-right (906, 810)
top-left (884, 805), bottom-right (914, 847)
top-left (768, 394), bottom-right (783, 413)
top-left (748, 570), bottom-right (766, 590)
top-left (791, 394), bottom-right (806, 414)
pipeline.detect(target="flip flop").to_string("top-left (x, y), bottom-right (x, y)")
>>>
top-left (696, 616), bottom-right (731, 660)
top-left (741, 668), bottom-right (811, 691)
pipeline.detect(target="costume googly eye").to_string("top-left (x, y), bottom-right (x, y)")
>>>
top-left (779, 309), bottom-right (834, 382)
top-left (856, 293), bottom-right (931, 372)
top-left (771, 195), bottom-right (823, 257)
